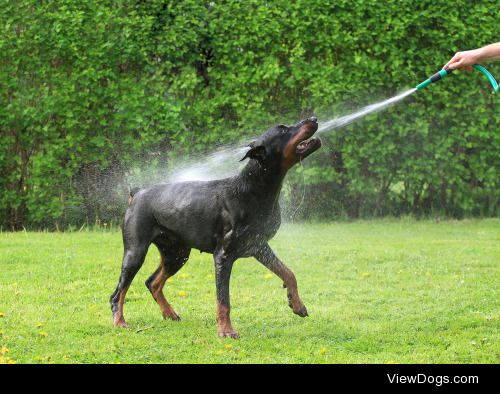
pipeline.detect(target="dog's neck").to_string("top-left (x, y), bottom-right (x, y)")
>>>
top-left (235, 159), bottom-right (286, 203)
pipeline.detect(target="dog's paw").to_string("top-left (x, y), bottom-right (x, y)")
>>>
top-left (160, 304), bottom-right (182, 321)
top-left (288, 300), bottom-right (309, 317)
top-left (113, 318), bottom-right (129, 328)
top-left (218, 328), bottom-right (240, 339)
top-left (293, 305), bottom-right (309, 317)
top-left (163, 311), bottom-right (181, 321)
top-left (170, 313), bottom-right (181, 321)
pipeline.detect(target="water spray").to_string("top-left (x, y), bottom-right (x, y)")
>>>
top-left (415, 64), bottom-right (498, 93)
top-left (153, 63), bottom-right (498, 184)
top-left (317, 63), bottom-right (498, 134)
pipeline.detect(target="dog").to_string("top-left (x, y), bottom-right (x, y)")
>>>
top-left (110, 117), bottom-right (321, 338)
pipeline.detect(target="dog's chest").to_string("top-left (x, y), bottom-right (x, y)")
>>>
top-left (226, 206), bottom-right (281, 253)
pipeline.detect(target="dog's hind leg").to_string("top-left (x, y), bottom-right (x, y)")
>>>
top-left (145, 244), bottom-right (190, 321)
top-left (110, 191), bottom-right (160, 328)
top-left (110, 244), bottom-right (150, 327)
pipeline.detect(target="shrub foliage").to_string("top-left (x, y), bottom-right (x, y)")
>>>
top-left (0, 0), bottom-right (498, 229)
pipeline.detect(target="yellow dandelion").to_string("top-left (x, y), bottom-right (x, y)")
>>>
top-left (362, 272), bottom-right (370, 278)
top-left (224, 344), bottom-right (233, 350)
top-left (180, 273), bottom-right (189, 279)
top-left (166, 277), bottom-right (174, 283)
top-left (178, 290), bottom-right (186, 297)
top-left (0, 312), bottom-right (5, 318)
top-left (36, 322), bottom-right (43, 328)
top-left (319, 347), bottom-right (327, 355)
top-left (265, 273), bottom-right (273, 280)
top-left (386, 360), bottom-right (397, 364)
top-left (0, 347), bottom-right (9, 354)
top-left (38, 331), bottom-right (48, 338)
top-left (8, 359), bottom-right (16, 364)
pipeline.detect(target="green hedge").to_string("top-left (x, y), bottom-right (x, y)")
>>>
top-left (1, 0), bottom-right (498, 229)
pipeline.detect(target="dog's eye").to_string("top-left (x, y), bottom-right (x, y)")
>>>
top-left (279, 126), bottom-right (288, 134)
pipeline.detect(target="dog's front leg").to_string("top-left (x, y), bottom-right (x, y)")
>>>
top-left (254, 243), bottom-right (309, 317)
top-left (213, 248), bottom-right (240, 338)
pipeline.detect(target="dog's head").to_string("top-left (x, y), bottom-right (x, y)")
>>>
top-left (241, 117), bottom-right (321, 171)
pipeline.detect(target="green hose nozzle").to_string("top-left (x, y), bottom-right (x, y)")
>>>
top-left (416, 68), bottom-right (453, 90)
top-left (416, 64), bottom-right (498, 93)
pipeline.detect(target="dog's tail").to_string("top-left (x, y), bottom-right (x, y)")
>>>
top-left (128, 187), bottom-right (142, 205)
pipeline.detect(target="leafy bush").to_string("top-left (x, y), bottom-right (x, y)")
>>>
top-left (0, 0), bottom-right (498, 229)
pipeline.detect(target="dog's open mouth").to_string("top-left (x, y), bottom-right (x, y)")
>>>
top-left (296, 137), bottom-right (322, 158)
top-left (290, 117), bottom-right (321, 160)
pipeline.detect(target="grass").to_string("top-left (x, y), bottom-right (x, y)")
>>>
top-left (0, 219), bottom-right (499, 364)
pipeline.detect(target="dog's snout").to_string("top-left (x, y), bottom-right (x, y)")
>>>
top-left (293, 116), bottom-right (319, 130)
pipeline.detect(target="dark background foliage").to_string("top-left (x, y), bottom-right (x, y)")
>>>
top-left (0, 0), bottom-right (498, 230)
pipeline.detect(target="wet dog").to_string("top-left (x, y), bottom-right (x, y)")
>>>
top-left (110, 117), bottom-right (321, 337)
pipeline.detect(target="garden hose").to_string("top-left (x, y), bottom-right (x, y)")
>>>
top-left (472, 64), bottom-right (499, 93)
top-left (415, 64), bottom-right (498, 93)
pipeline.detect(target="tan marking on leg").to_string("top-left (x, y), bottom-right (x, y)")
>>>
top-left (216, 301), bottom-right (239, 338)
top-left (149, 259), bottom-right (180, 320)
top-left (270, 259), bottom-right (308, 317)
top-left (113, 285), bottom-right (130, 328)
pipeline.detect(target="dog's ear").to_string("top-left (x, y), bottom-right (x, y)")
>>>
top-left (240, 145), bottom-right (266, 162)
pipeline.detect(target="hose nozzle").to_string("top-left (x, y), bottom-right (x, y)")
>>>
top-left (415, 68), bottom-right (453, 91)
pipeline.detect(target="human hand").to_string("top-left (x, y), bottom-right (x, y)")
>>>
top-left (443, 48), bottom-right (483, 72)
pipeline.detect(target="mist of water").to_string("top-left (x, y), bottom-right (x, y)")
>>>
top-left (167, 145), bottom-right (248, 183)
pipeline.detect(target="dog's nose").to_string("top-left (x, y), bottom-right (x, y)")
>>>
top-left (308, 116), bottom-right (317, 123)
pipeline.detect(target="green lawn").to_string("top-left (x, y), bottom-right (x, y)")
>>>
top-left (0, 219), bottom-right (499, 364)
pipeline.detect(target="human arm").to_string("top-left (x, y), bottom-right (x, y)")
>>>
top-left (444, 42), bottom-right (500, 71)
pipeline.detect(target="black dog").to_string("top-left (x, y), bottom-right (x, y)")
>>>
top-left (110, 117), bottom-right (321, 338)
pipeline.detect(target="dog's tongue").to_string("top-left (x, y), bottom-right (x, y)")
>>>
top-left (296, 137), bottom-right (321, 155)
top-left (297, 138), bottom-right (313, 153)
